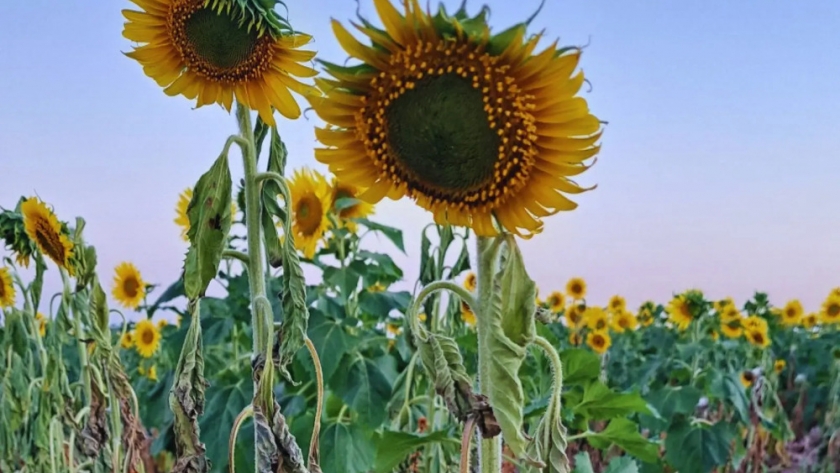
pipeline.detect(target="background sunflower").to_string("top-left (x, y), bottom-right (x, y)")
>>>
top-left (134, 319), bottom-right (161, 358)
top-left (286, 168), bottom-right (332, 259)
top-left (0, 267), bottom-right (15, 308)
top-left (112, 262), bottom-right (147, 309)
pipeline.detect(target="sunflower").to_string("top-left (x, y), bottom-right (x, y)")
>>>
top-left (463, 272), bottom-right (477, 292)
top-left (637, 307), bottom-right (654, 327)
top-left (134, 319), bottom-right (161, 358)
top-left (330, 178), bottom-right (374, 232)
top-left (310, 0), bottom-right (601, 237)
top-left (611, 310), bottom-right (638, 333)
top-left (774, 360), bottom-right (786, 374)
top-left (0, 267), bottom-right (15, 308)
top-left (285, 168), bottom-right (333, 259)
top-left (368, 282), bottom-right (387, 292)
top-left (564, 304), bottom-right (586, 329)
top-left (706, 327), bottom-right (719, 342)
top-left (122, 0), bottom-right (319, 126)
top-left (112, 262), bottom-right (147, 309)
top-left (720, 305), bottom-right (741, 322)
top-left (585, 306), bottom-right (609, 332)
top-left (743, 315), bottom-right (769, 333)
top-left (666, 295), bottom-right (694, 331)
top-left (20, 197), bottom-right (74, 273)
top-left (386, 322), bottom-right (402, 336)
top-left (801, 313), bottom-right (818, 329)
top-left (565, 277), bottom-right (587, 300)
top-left (418, 312), bottom-right (427, 323)
top-left (608, 295), bottom-right (626, 313)
top-left (745, 328), bottom-right (771, 349)
top-left (148, 365), bottom-right (158, 382)
top-left (35, 312), bottom-right (47, 337)
top-left (740, 371), bottom-right (755, 389)
top-left (820, 294), bottom-right (840, 325)
top-left (120, 331), bottom-right (135, 349)
top-left (586, 331), bottom-right (611, 355)
top-left (831, 288), bottom-right (840, 298)
top-left (461, 300), bottom-right (476, 327)
top-left (780, 300), bottom-right (803, 326)
top-left (713, 297), bottom-right (735, 314)
top-left (568, 331), bottom-right (583, 346)
top-left (721, 318), bottom-right (743, 339)
top-left (175, 188), bottom-right (237, 242)
top-left (546, 291), bottom-right (564, 312)
top-left (157, 319), bottom-right (168, 329)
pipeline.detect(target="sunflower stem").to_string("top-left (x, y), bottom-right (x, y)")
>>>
top-left (476, 236), bottom-right (502, 473)
top-left (236, 103), bottom-right (274, 470)
top-left (62, 268), bottom-right (92, 408)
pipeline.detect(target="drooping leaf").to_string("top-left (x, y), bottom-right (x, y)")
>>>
top-left (183, 152), bottom-right (233, 300)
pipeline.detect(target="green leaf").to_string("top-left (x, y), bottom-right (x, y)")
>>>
top-left (324, 266), bottom-right (361, 301)
top-left (372, 430), bottom-right (452, 473)
top-left (663, 420), bottom-right (734, 473)
top-left (201, 377), bottom-right (253, 472)
top-left (89, 276), bottom-right (109, 336)
top-left (450, 238), bottom-right (471, 277)
top-left (574, 381), bottom-right (650, 421)
top-left (183, 152), bottom-right (233, 299)
top-left (604, 456), bottom-right (640, 473)
top-left (708, 372), bottom-right (750, 423)
top-left (572, 452), bottom-right (595, 473)
top-left (588, 418), bottom-right (659, 464)
top-left (148, 278), bottom-right (185, 316)
top-left (261, 198), bottom-right (283, 268)
top-left (559, 349), bottom-right (601, 386)
top-left (355, 218), bottom-right (405, 253)
top-left (357, 291), bottom-right (411, 318)
top-left (332, 356), bottom-right (392, 427)
top-left (307, 311), bottom-right (354, 382)
top-left (645, 385), bottom-right (702, 420)
top-left (319, 422), bottom-right (375, 473)
top-left (418, 230), bottom-right (435, 285)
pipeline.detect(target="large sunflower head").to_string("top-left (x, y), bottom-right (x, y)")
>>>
top-left (285, 168), bottom-right (333, 259)
top-left (134, 319), bottom-right (161, 358)
top-left (330, 178), bottom-right (375, 232)
top-left (565, 277), bottom-right (587, 300)
top-left (122, 0), bottom-right (319, 126)
top-left (310, 0), bottom-right (601, 237)
top-left (0, 267), bottom-right (15, 308)
top-left (780, 299), bottom-right (803, 326)
top-left (20, 197), bottom-right (74, 273)
top-left (820, 294), bottom-right (840, 325)
top-left (112, 262), bottom-right (147, 309)
top-left (586, 330), bottom-right (611, 355)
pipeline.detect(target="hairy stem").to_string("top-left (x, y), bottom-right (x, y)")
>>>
top-left (476, 236), bottom-right (501, 473)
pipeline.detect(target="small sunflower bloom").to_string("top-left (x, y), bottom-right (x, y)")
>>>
top-left (386, 323), bottom-right (402, 336)
top-left (546, 291), bottom-right (564, 313)
top-left (134, 319), bottom-right (162, 358)
top-left (721, 318), bottom-right (743, 339)
top-left (122, 0), bottom-right (319, 126)
top-left (112, 262), bottom-right (147, 310)
top-left (176, 188), bottom-right (236, 242)
top-left (368, 282), bottom-right (387, 293)
top-left (461, 301), bottom-right (476, 327)
top-left (35, 313), bottom-right (47, 337)
top-left (611, 310), bottom-right (638, 333)
top-left (330, 178), bottom-right (374, 232)
top-left (418, 313), bottom-right (427, 323)
top-left (148, 365), bottom-right (158, 382)
top-left (780, 300), bottom-right (803, 326)
top-left (801, 313), bottom-right (819, 329)
top-left (743, 315), bottom-right (769, 333)
top-left (0, 267), bottom-right (15, 308)
top-left (120, 331), bottom-right (135, 349)
top-left (310, 0), bottom-right (601, 237)
top-left (586, 331), bottom-right (611, 355)
top-left (666, 295), bottom-right (695, 331)
top-left (585, 306), bottom-right (609, 332)
top-left (463, 272), bottom-right (477, 293)
top-left (637, 307), bottom-right (655, 327)
top-left (820, 294), bottom-right (840, 325)
top-left (774, 360), bottom-right (786, 374)
top-left (740, 371), bottom-right (755, 389)
top-left (713, 297), bottom-right (735, 314)
top-left (565, 277), bottom-right (587, 300)
top-left (285, 168), bottom-right (332, 259)
top-left (157, 319), bottom-right (168, 330)
top-left (564, 303), bottom-right (586, 329)
top-left (608, 295), bottom-right (626, 313)
top-left (568, 331), bottom-right (583, 346)
top-left (720, 305), bottom-right (741, 322)
top-left (21, 197), bottom-right (74, 273)
top-left (745, 328), bottom-right (771, 349)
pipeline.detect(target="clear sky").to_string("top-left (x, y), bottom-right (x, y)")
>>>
top-left (1, 0), bottom-right (839, 316)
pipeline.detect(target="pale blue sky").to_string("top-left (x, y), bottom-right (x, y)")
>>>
top-left (1, 0), bottom-right (839, 316)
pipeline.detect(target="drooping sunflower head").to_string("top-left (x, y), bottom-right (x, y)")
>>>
top-left (330, 178), bottom-right (375, 231)
top-left (134, 319), bottom-right (161, 358)
top-left (740, 370), bottom-right (755, 389)
top-left (20, 197), bottom-right (74, 273)
top-left (780, 299), bottom-right (803, 326)
top-left (546, 291), bottom-right (564, 312)
top-left (463, 272), bottom-right (477, 292)
top-left (461, 300), bottom-right (476, 327)
top-left (285, 168), bottom-right (333, 259)
top-left (112, 262), bottom-right (147, 309)
top-left (820, 294), bottom-right (840, 325)
top-left (0, 267), bottom-right (15, 308)
top-left (584, 306), bottom-right (609, 332)
top-left (608, 295), bottom-right (626, 313)
top-left (122, 0), bottom-right (319, 126)
top-left (310, 0), bottom-right (601, 238)
top-left (611, 310), bottom-right (638, 333)
top-left (586, 330), bottom-right (611, 355)
top-left (745, 328), bottom-right (771, 349)
top-left (774, 359), bottom-right (786, 374)
top-left (565, 277), bottom-right (587, 300)
top-left (720, 318), bottom-right (743, 339)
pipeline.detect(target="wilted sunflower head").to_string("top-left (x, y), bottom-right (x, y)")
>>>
top-left (565, 277), bottom-right (587, 300)
top-left (586, 330), bottom-right (611, 355)
top-left (310, 0), bottom-right (602, 238)
top-left (285, 168), bottom-right (333, 259)
top-left (330, 178), bottom-right (374, 232)
top-left (112, 262), bottom-right (147, 310)
top-left (20, 197), bottom-right (74, 274)
top-left (0, 267), bottom-right (15, 308)
top-left (134, 319), bottom-right (161, 358)
top-left (463, 272), bottom-right (477, 292)
top-left (122, 0), bottom-right (319, 125)
top-left (546, 291), bottom-right (564, 312)
top-left (780, 299), bottom-right (803, 326)
top-left (820, 294), bottom-right (840, 325)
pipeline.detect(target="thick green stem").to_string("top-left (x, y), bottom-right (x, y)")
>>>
top-left (235, 104), bottom-right (274, 471)
top-left (476, 236), bottom-right (501, 473)
top-left (62, 269), bottom-right (91, 406)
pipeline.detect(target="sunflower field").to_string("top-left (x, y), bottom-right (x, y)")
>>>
top-left (2, 0), bottom-right (839, 473)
